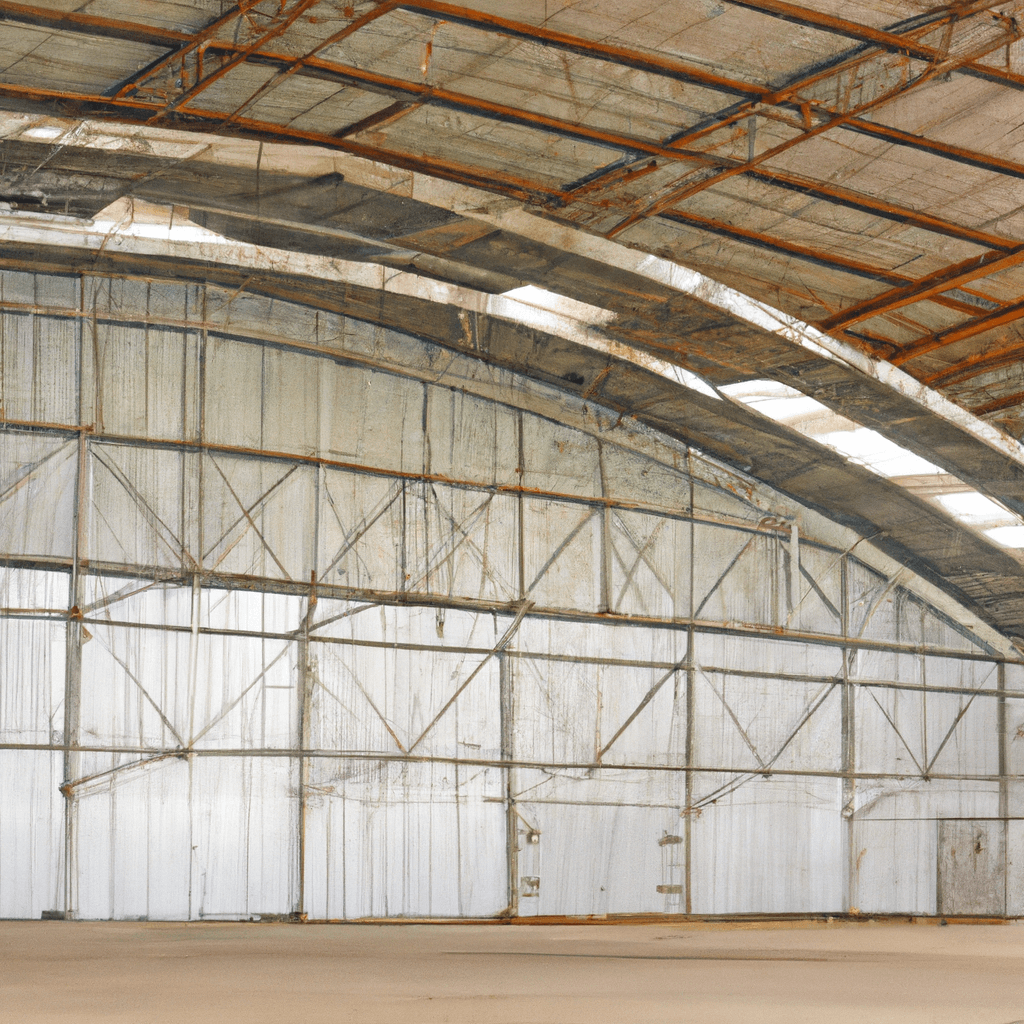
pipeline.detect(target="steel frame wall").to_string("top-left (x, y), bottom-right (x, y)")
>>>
top-left (1, 268), bottom-right (1022, 920)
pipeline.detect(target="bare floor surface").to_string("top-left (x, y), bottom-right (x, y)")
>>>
top-left (1, 920), bottom-right (1023, 1023)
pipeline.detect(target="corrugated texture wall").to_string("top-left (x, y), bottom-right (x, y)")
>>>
top-left (0, 269), bottom-right (1021, 920)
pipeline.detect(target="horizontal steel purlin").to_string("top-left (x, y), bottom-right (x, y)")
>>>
top-left (0, 553), bottom-right (1010, 663)
top-left (0, 739), bottom-right (1009, 785)
top-left (0, 601), bottom-right (1007, 696)
top-left (0, 417), bottom-right (808, 540)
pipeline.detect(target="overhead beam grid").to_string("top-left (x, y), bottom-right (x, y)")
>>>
top-left (1, 0), bottom-right (1024, 421)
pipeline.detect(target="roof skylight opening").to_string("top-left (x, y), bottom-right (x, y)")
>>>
top-left (90, 199), bottom-right (229, 245)
top-left (814, 429), bottom-right (945, 478)
top-left (935, 492), bottom-right (1017, 527)
top-left (986, 525), bottom-right (1024, 547)
top-left (719, 380), bottom-right (832, 424)
top-left (722, 381), bottom-right (944, 478)
top-left (721, 378), bottom-right (1024, 551)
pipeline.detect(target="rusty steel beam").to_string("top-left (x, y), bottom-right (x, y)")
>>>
top-left (894, 296), bottom-right (1024, 365)
top-left (0, 0), bottom-right (188, 46)
top-left (605, 20), bottom-right (1019, 237)
top-left (6, 0), bottom-right (1023, 192)
top-left (230, 49), bottom-right (1024, 260)
top-left (112, 0), bottom-right (274, 99)
top-left (565, 0), bottom-right (1010, 201)
top-left (658, 209), bottom-right (991, 312)
top-left (971, 390), bottom-right (1024, 416)
top-left (156, 0), bottom-right (326, 117)
top-left (820, 247), bottom-right (1024, 332)
top-left (924, 345), bottom-right (1024, 386)
top-left (393, 0), bottom-right (1024, 187)
top-left (842, 117), bottom-right (1024, 182)
top-left (744, 168), bottom-right (1015, 253)
top-left (401, 0), bottom-right (1024, 93)
top-left (721, 0), bottom-right (1024, 90)
top-left (0, 80), bottom-right (569, 204)
top-left (4, 0), bottom-right (1024, 212)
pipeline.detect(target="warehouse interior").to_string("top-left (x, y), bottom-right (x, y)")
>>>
top-left (2, 0), bottom-right (1024, 1016)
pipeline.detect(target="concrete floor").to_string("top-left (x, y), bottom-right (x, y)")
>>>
top-left (1, 920), bottom-right (1023, 1023)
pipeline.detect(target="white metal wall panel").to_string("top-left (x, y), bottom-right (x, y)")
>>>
top-left (0, 749), bottom-right (63, 919)
top-left (0, 270), bottom-right (1017, 922)
top-left (303, 761), bottom-right (507, 919)
top-left (0, 432), bottom-right (77, 559)
top-left (850, 819), bottom-right (937, 915)
top-left (690, 776), bottom-right (844, 914)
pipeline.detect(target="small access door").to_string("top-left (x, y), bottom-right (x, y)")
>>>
top-left (937, 819), bottom-right (1005, 916)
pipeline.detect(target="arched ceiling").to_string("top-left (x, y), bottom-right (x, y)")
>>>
top-left (2, 0), bottom-right (1024, 637)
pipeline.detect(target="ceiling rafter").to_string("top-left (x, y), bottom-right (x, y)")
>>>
top-left (923, 344), bottom-right (1024, 386)
top-left (393, 0), bottom-right (1024, 188)
top-left (743, 168), bottom-right (1015, 252)
top-left (3, 0), bottom-right (1024, 404)
top-left (0, 4), bottom-right (1019, 339)
top-left (604, 14), bottom-right (1020, 237)
top-left (4, 0), bottom-right (1024, 191)
top-left (821, 246), bottom-right (1024, 332)
top-left (0, 0), bottom-right (190, 46)
top-left (111, 0), bottom-right (279, 100)
top-left (893, 296), bottom-right (1024, 364)
top-left (1, 70), bottom-right (1008, 308)
top-left (721, 0), bottom-right (1024, 89)
top-left (563, 0), bottom-right (1006, 200)
top-left (972, 389), bottom-right (1024, 415)
top-left (0, 80), bottom-right (568, 203)
top-left (659, 209), bottom-right (992, 315)
top-left (148, 0), bottom-right (325, 117)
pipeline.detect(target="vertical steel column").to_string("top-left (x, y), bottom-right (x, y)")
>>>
top-left (998, 663), bottom-right (1008, 820)
top-left (516, 410), bottom-right (526, 602)
top-left (297, 581), bottom-right (314, 918)
top-left (296, 461), bottom-right (321, 918)
top-left (683, 623), bottom-right (695, 915)
top-left (499, 651), bottom-right (518, 917)
top-left (841, 553), bottom-right (857, 912)
top-left (998, 662), bottom-right (1008, 916)
top-left (683, 457), bottom-right (695, 915)
top-left (186, 287), bottom-right (208, 920)
top-left (61, 280), bottom-right (88, 917)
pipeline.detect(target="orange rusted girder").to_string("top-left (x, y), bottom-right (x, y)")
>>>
top-left (605, 19), bottom-right (1020, 237)
top-left (154, 0), bottom-right (327, 117)
top-left (721, 0), bottom-right (1024, 89)
top-left (0, 80), bottom-right (569, 204)
top-left (112, 0), bottom-right (272, 99)
top-left (2, 71), bottom-right (1004, 305)
top-left (923, 342), bottom-right (1024, 387)
top-left (0, 0), bottom-right (1012, 259)
top-left (3, 0), bottom-right (1024, 308)
top-left (744, 168), bottom-right (1015, 253)
top-left (395, 0), bottom-right (1024, 185)
top-left (821, 247), bottom-right (1024, 333)
top-left (659, 210), bottom-right (991, 314)
top-left (7, 0), bottom-right (1024, 189)
top-left (564, 0), bottom-right (1013, 200)
top-left (0, 0), bottom-right (189, 46)
top-left (4, 0), bottom-right (1024, 200)
top-left (971, 389), bottom-right (1024, 416)
top-left (400, 0), bottom-right (1024, 93)
top-left (893, 296), bottom-right (1024, 366)
top-left (186, 1), bottom-right (408, 129)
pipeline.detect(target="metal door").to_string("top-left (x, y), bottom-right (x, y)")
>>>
top-left (937, 819), bottom-right (1005, 916)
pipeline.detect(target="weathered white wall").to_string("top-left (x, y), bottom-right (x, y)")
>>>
top-left (0, 270), bottom-right (1019, 920)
